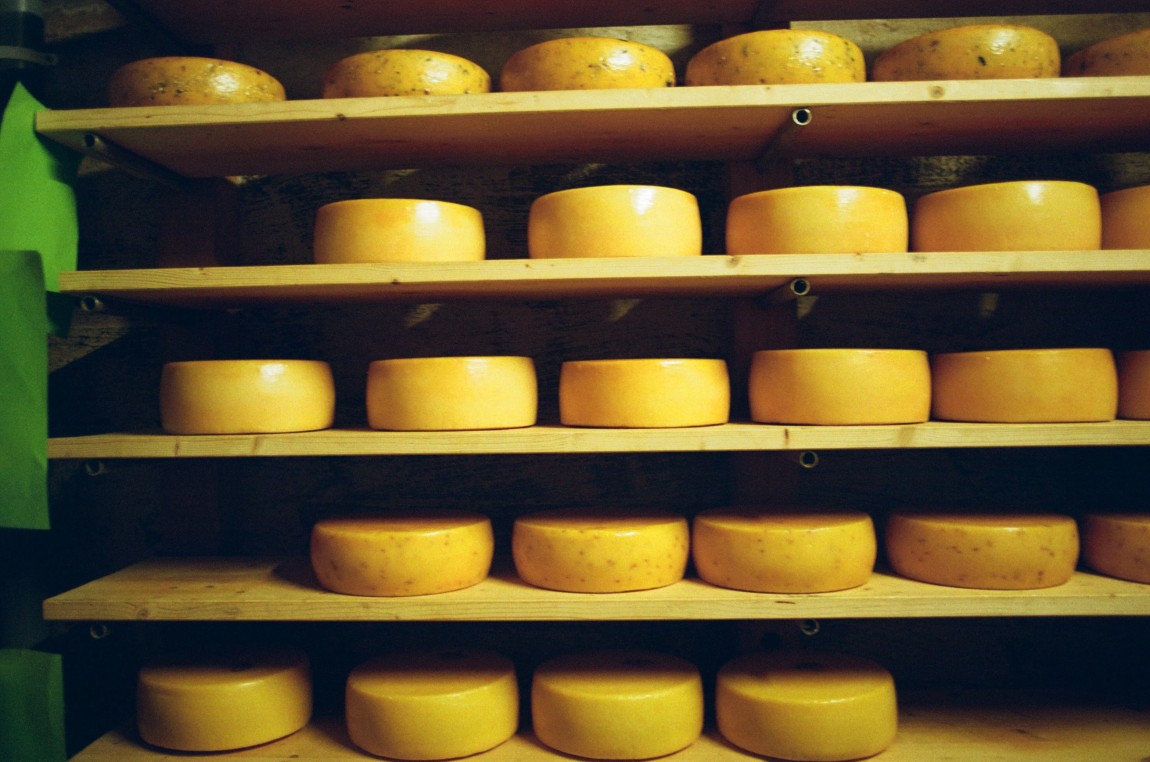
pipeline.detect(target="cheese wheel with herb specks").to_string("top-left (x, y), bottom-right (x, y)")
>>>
top-left (108, 56), bottom-right (285, 106)
top-left (687, 29), bottom-right (864, 85)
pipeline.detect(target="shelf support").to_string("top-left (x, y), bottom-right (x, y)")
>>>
top-left (81, 133), bottom-right (192, 190)
top-left (754, 107), bottom-right (811, 173)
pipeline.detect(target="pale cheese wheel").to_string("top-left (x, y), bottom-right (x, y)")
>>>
top-left (749, 349), bottom-right (931, 425)
top-left (322, 49), bottom-right (491, 97)
top-left (930, 348), bottom-right (1118, 423)
top-left (716, 650), bottom-right (897, 762)
top-left (1118, 350), bottom-right (1150, 420)
top-left (885, 512), bottom-right (1080, 589)
top-left (686, 29), bottom-right (865, 86)
top-left (559, 358), bottom-right (729, 428)
top-left (365, 356), bottom-right (537, 431)
top-left (692, 509), bottom-right (876, 593)
top-left (346, 649), bottom-right (518, 760)
top-left (512, 508), bottom-right (689, 593)
top-left (160, 360), bottom-right (335, 435)
top-left (872, 24), bottom-right (1059, 81)
top-left (1101, 185), bottom-right (1150, 250)
top-left (313, 199), bottom-right (485, 264)
top-left (1082, 513), bottom-right (1150, 584)
top-left (108, 56), bottom-right (285, 106)
top-left (531, 650), bottom-right (703, 760)
top-left (310, 511), bottom-right (494, 596)
top-left (1064, 28), bottom-right (1150, 77)
top-left (501, 37), bottom-right (675, 91)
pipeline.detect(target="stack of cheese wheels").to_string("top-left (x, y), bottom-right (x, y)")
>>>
top-left (1082, 513), bottom-right (1150, 584)
top-left (1118, 350), bottom-right (1150, 419)
top-left (313, 199), bottom-right (485, 263)
top-left (137, 647), bottom-right (311, 751)
top-left (310, 510), bottom-right (494, 596)
top-left (1101, 184), bottom-right (1150, 249)
top-left (500, 37), bottom-right (675, 91)
top-left (1064, 28), bottom-right (1150, 76)
top-left (532, 650), bottom-right (703, 759)
top-left (322, 49), bottom-right (491, 97)
top-left (872, 24), bottom-right (1059, 81)
top-left (930, 348), bottom-right (1118, 422)
top-left (726, 186), bottom-right (908, 255)
top-left (693, 508), bottom-right (876, 593)
top-left (160, 360), bottom-right (335, 435)
top-left (911, 180), bottom-right (1102, 252)
top-left (528, 185), bottom-right (702, 259)
top-left (346, 649), bottom-right (518, 760)
top-left (559, 358), bottom-right (729, 427)
top-left (512, 508), bottom-right (689, 592)
top-left (716, 650), bottom-right (898, 762)
top-left (885, 512), bottom-right (1080, 589)
top-left (685, 29), bottom-right (865, 85)
top-left (108, 56), bottom-right (286, 106)
top-left (749, 349), bottom-right (931, 425)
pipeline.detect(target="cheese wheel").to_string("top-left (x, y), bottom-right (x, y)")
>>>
top-left (930, 348), bottom-right (1118, 423)
top-left (512, 508), bottom-right (689, 593)
top-left (885, 512), bottom-right (1080, 589)
top-left (159, 360), bottom-right (335, 435)
top-left (749, 349), bottom-right (931, 425)
top-left (108, 56), bottom-right (285, 106)
top-left (693, 509), bottom-right (876, 593)
top-left (1064, 28), bottom-right (1150, 77)
top-left (346, 649), bottom-right (518, 760)
top-left (1101, 184), bottom-right (1150, 250)
top-left (500, 37), bottom-right (675, 91)
top-left (528, 185), bottom-right (702, 259)
top-left (686, 29), bottom-right (865, 86)
top-left (1118, 350), bottom-right (1150, 420)
top-left (313, 199), bottom-right (485, 264)
top-left (137, 647), bottom-right (311, 751)
top-left (872, 24), bottom-right (1059, 81)
top-left (1082, 513), bottom-right (1150, 584)
top-left (716, 650), bottom-right (897, 762)
top-left (531, 650), bottom-right (703, 760)
top-left (366, 356), bottom-right (537, 431)
top-left (559, 359), bottom-right (729, 428)
top-left (726, 186), bottom-right (907, 255)
top-left (911, 181), bottom-right (1102, 252)
top-left (322, 49), bottom-right (491, 97)
top-left (310, 511), bottom-right (494, 596)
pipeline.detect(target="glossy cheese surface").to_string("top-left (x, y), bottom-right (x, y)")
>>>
top-left (872, 24), bottom-right (1059, 81)
top-left (559, 358), bottom-right (730, 427)
top-left (108, 56), bottom-right (285, 106)
top-left (1101, 184), bottom-right (1150, 250)
top-left (501, 37), bottom-right (675, 91)
top-left (1082, 513), bottom-right (1150, 584)
top-left (686, 29), bottom-right (864, 85)
top-left (1118, 350), bottom-right (1150, 420)
top-left (313, 198), bottom-right (485, 264)
top-left (1064, 28), bottom-right (1150, 76)
top-left (322, 49), bottom-right (491, 97)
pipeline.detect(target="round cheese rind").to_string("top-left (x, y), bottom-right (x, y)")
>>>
top-left (749, 349), bottom-right (931, 425)
top-left (885, 513), bottom-right (1080, 590)
top-left (716, 650), bottom-right (897, 762)
top-left (512, 508), bottom-right (689, 593)
top-left (1118, 350), bottom-right (1150, 420)
top-left (310, 511), bottom-right (494, 596)
top-left (686, 29), bottom-right (865, 86)
top-left (531, 650), bottom-right (703, 760)
top-left (346, 649), bottom-right (518, 760)
top-left (872, 24), bottom-right (1059, 81)
top-left (365, 356), bottom-right (537, 431)
top-left (108, 56), bottom-right (286, 106)
top-left (313, 199), bottom-right (485, 264)
top-left (559, 358), bottom-right (730, 428)
top-left (1101, 184), bottom-right (1150, 250)
top-left (930, 348), bottom-right (1118, 423)
top-left (1063, 28), bottom-right (1150, 77)
top-left (693, 509), bottom-right (876, 593)
top-left (322, 49), bottom-right (491, 97)
top-left (159, 360), bottom-right (335, 435)
top-left (500, 37), bottom-right (675, 91)
top-left (1082, 513), bottom-right (1150, 584)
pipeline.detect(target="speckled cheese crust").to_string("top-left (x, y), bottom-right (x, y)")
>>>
top-left (501, 36), bottom-right (675, 91)
top-left (322, 48), bottom-right (491, 97)
top-left (313, 198), bottom-right (486, 264)
top-left (1118, 351), bottom-right (1150, 420)
top-left (1064, 28), bottom-right (1150, 76)
top-left (872, 24), bottom-right (1059, 81)
top-left (1101, 185), bottom-right (1150, 250)
top-left (686, 29), bottom-right (865, 85)
top-left (1082, 514), bottom-right (1150, 584)
top-left (559, 358), bottom-right (730, 428)
top-left (108, 56), bottom-right (286, 106)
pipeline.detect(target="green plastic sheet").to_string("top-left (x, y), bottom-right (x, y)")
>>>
top-left (0, 649), bottom-right (66, 762)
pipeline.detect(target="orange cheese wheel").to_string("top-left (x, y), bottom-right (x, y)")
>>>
top-left (310, 511), bottom-right (494, 596)
top-left (322, 49), bottom-right (491, 97)
top-left (365, 356), bottom-right (536, 431)
top-left (726, 186), bottom-right (907, 255)
top-left (930, 348), bottom-right (1118, 423)
top-left (686, 29), bottom-right (864, 86)
top-left (313, 199), bottom-right (485, 264)
top-left (1101, 185), bottom-right (1150, 250)
top-left (1064, 28), bottom-right (1150, 77)
top-left (531, 650), bottom-right (703, 760)
top-left (160, 360), bottom-right (335, 435)
top-left (872, 24), bottom-right (1059, 81)
top-left (559, 359), bottom-right (730, 428)
top-left (885, 512), bottom-right (1080, 589)
top-left (108, 56), bottom-right (285, 106)
top-left (1118, 350), bottom-right (1150, 420)
top-left (500, 37), bottom-right (675, 91)
top-left (1082, 513), bottom-right (1150, 584)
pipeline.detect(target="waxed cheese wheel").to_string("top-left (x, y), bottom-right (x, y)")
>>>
top-left (693, 509), bottom-right (876, 593)
top-left (310, 511), bottom-right (494, 596)
top-left (346, 649), bottom-right (518, 760)
top-left (1082, 513), bottom-right (1150, 584)
top-left (532, 650), bottom-right (703, 760)
top-left (322, 49), bottom-right (491, 97)
top-left (1101, 185), bottom-right (1150, 250)
top-left (885, 513), bottom-right (1079, 589)
top-left (1118, 351), bottom-right (1150, 420)
top-left (108, 56), bottom-right (285, 106)
top-left (1064, 28), bottom-right (1150, 77)
top-left (559, 359), bottom-right (729, 428)
top-left (512, 508), bottom-right (689, 593)
top-left (313, 199), bottom-right (485, 264)
top-left (685, 29), bottom-right (864, 86)
top-left (501, 37), bottom-right (675, 91)
top-left (872, 24), bottom-right (1059, 81)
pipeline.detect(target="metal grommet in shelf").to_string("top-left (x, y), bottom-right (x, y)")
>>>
top-left (84, 460), bottom-right (107, 477)
top-left (790, 450), bottom-right (819, 469)
top-left (79, 295), bottom-right (106, 313)
top-left (88, 623), bottom-right (111, 640)
top-left (798, 619), bottom-right (821, 636)
top-left (791, 107), bottom-right (813, 127)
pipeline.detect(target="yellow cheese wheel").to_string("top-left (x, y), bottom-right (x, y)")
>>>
top-left (365, 356), bottom-right (537, 431)
top-left (531, 650), bottom-right (703, 760)
top-left (322, 49), bottom-right (491, 97)
top-left (911, 180), bottom-right (1102, 252)
top-left (137, 647), bottom-right (311, 751)
top-left (716, 650), bottom-right (897, 762)
top-left (686, 29), bottom-right (865, 86)
top-left (885, 512), bottom-right (1080, 589)
top-left (1118, 350), bottom-right (1150, 420)
top-left (1064, 28), bottom-right (1150, 77)
top-left (559, 358), bottom-right (729, 428)
top-left (159, 360), bottom-right (335, 435)
top-left (749, 349), bottom-right (931, 425)
top-left (930, 348), bottom-right (1118, 423)
top-left (726, 186), bottom-right (907, 255)
top-left (313, 199), bottom-right (485, 264)
top-left (310, 511), bottom-right (494, 596)
top-left (512, 508), bottom-right (689, 593)
top-left (528, 185), bottom-right (702, 259)
top-left (500, 37), bottom-right (675, 91)
top-left (692, 509), bottom-right (876, 593)
top-left (346, 649), bottom-right (518, 760)
top-left (108, 56), bottom-right (286, 106)
top-left (1082, 513), bottom-right (1150, 584)
top-left (872, 24), bottom-right (1059, 81)
top-left (1101, 184), bottom-right (1150, 250)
